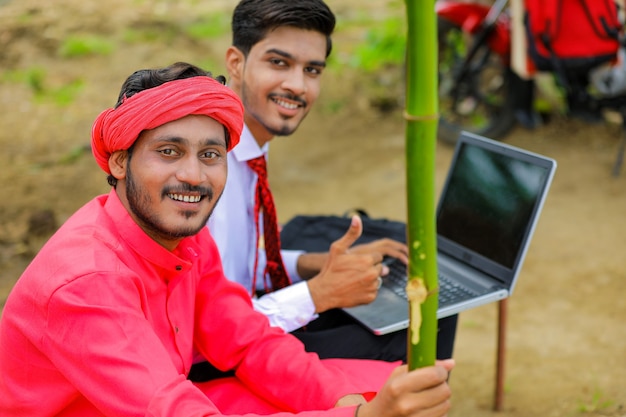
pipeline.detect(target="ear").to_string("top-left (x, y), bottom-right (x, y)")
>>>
top-left (108, 150), bottom-right (128, 180)
top-left (225, 46), bottom-right (244, 85)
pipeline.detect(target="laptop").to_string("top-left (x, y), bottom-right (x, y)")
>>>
top-left (342, 131), bottom-right (557, 335)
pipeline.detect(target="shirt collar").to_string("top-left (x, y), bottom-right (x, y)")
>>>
top-left (231, 124), bottom-right (269, 163)
top-left (103, 189), bottom-right (200, 275)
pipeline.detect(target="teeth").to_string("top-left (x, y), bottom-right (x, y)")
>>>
top-left (275, 99), bottom-right (298, 109)
top-left (169, 193), bottom-right (201, 203)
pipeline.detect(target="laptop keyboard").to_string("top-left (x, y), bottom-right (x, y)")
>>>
top-left (382, 258), bottom-right (487, 307)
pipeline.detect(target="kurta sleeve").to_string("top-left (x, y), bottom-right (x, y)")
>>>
top-left (193, 246), bottom-right (364, 413)
top-left (280, 248), bottom-right (305, 282)
top-left (42, 273), bottom-right (221, 416)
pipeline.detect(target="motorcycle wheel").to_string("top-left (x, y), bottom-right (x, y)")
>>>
top-left (437, 16), bottom-right (517, 145)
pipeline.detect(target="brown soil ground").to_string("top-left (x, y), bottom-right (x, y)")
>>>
top-left (0, 1), bottom-right (624, 416)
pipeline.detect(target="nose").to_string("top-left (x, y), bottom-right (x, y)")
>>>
top-left (281, 67), bottom-right (307, 96)
top-left (175, 157), bottom-right (205, 185)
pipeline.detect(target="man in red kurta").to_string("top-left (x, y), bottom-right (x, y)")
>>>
top-left (0, 63), bottom-right (453, 417)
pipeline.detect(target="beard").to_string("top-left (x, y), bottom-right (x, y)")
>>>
top-left (125, 167), bottom-right (216, 240)
top-left (240, 85), bottom-right (307, 137)
top-left (262, 118), bottom-right (296, 137)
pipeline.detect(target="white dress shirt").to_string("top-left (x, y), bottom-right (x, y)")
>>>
top-left (208, 125), bottom-right (318, 332)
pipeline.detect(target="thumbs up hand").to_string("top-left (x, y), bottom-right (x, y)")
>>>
top-left (306, 216), bottom-right (387, 313)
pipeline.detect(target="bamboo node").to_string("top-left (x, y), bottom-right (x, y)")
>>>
top-left (403, 110), bottom-right (439, 121)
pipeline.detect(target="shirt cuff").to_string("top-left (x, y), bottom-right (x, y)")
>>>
top-left (281, 249), bottom-right (305, 282)
top-left (252, 281), bottom-right (318, 332)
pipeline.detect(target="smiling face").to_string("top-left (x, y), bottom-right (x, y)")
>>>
top-left (109, 114), bottom-right (228, 250)
top-left (226, 26), bottom-right (327, 147)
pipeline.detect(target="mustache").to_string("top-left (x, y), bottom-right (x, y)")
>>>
top-left (163, 183), bottom-right (214, 200)
top-left (270, 93), bottom-right (307, 108)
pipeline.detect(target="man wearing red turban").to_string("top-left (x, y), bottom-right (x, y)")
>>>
top-left (0, 62), bottom-right (453, 416)
top-left (91, 69), bottom-right (243, 175)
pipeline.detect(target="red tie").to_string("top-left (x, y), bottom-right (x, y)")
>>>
top-left (247, 156), bottom-right (292, 292)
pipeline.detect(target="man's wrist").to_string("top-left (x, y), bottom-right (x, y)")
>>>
top-left (306, 277), bottom-right (329, 313)
top-left (296, 252), bottom-right (328, 279)
top-left (334, 393), bottom-right (366, 408)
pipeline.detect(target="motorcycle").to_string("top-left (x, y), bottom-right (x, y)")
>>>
top-left (435, 0), bottom-right (626, 176)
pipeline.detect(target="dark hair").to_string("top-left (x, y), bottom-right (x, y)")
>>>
top-left (107, 62), bottom-right (228, 187)
top-left (232, 0), bottom-right (335, 57)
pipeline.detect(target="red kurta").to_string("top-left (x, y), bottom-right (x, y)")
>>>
top-left (0, 190), bottom-right (396, 416)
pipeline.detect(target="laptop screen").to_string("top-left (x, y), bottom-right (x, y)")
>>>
top-left (436, 132), bottom-right (555, 284)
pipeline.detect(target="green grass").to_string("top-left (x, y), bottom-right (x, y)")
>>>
top-left (58, 35), bottom-right (114, 58)
top-left (123, 26), bottom-right (173, 43)
top-left (1, 67), bottom-right (46, 93)
top-left (349, 16), bottom-right (406, 73)
top-left (1, 67), bottom-right (84, 106)
top-left (184, 12), bottom-right (230, 40)
top-left (576, 388), bottom-right (616, 413)
top-left (36, 79), bottom-right (85, 106)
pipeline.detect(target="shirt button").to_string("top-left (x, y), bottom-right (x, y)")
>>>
top-left (175, 265), bottom-right (182, 271)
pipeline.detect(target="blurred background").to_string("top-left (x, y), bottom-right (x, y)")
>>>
top-left (0, 1), bottom-right (624, 415)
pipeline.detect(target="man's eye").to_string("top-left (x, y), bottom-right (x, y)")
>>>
top-left (159, 149), bottom-right (179, 156)
top-left (269, 58), bottom-right (287, 67)
top-left (202, 151), bottom-right (219, 159)
top-left (305, 67), bottom-right (323, 76)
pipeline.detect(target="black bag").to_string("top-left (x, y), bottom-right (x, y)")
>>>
top-left (280, 212), bottom-right (406, 252)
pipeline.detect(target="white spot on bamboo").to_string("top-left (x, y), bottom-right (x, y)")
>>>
top-left (406, 278), bottom-right (428, 345)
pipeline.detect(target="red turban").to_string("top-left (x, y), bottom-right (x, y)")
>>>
top-left (91, 76), bottom-right (244, 174)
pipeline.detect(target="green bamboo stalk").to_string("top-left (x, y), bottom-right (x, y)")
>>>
top-left (404, 0), bottom-right (439, 370)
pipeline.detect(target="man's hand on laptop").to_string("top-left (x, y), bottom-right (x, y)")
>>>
top-left (348, 238), bottom-right (408, 266)
top-left (306, 216), bottom-right (389, 313)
